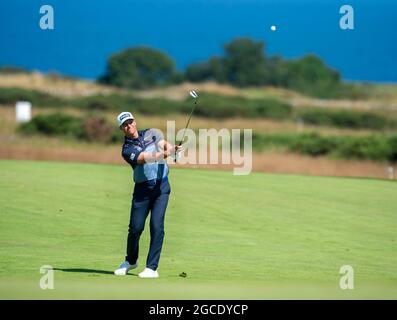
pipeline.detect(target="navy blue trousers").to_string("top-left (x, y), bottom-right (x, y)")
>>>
top-left (125, 177), bottom-right (170, 271)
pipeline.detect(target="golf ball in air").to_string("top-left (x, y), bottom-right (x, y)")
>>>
top-left (271, 25), bottom-right (276, 31)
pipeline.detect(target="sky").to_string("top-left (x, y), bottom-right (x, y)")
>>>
top-left (0, 0), bottom-right (396, 82)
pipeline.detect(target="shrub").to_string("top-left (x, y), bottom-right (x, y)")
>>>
top-left (335, 135), bottom-right (392, 161)
top-left (81, 115), bottom-right (114, 143)
top-left (74, 94), bottom-right (183, 115)
top-left (72, 94), bottom-right (134, 112)
top-left (18, 112), bottom-right (83, 137)
top-left (251, 133), bottom-right (297, 150)
top-left (18, 112), bottom-right (123, 144)
top-left (333, 83), bottom-right (371, 100)
top-left (189, 93), bottom-right (292, 119)
top-left (110, 126), bottom-right (123, 143)
top-left (386, 135), bottom-right (397, 163)
top-left (131, 97), bottom-right (183, 115)
top-left (0, 87), bottom-right (65, 107)
top-left (289, 133), bottom-right (338, 156)
top-left (296, 108), bottom-right (392, 130)
top-left (251, 132), bottom-right (397, 163)
top-left (253, 99), bottom-right (292, 119)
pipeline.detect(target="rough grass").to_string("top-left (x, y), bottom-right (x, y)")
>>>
top-left (1, 73), bottom-right (396, 109)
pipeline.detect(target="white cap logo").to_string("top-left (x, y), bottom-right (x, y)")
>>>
top-left (117, 112), bottom-right (134, 127)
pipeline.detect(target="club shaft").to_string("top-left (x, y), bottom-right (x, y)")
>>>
top-left (175, 99), bottom-right (197, 162)
top-left (179, 100), bottom-right (197, 145)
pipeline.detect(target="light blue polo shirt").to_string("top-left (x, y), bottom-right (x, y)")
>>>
top-left (121, 128), bottom-right (169, 183)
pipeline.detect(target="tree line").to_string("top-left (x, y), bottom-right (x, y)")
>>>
top-left (98, 37), bottom-right (363, 99)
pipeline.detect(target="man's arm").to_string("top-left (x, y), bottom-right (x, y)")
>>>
top-left (157, 139), bottom-right (174, 152)
top-left (135, 140), bottom-right (180, 164)
top-left (135, 149), bottom-right (171, 164)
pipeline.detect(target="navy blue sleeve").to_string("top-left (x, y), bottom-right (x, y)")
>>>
top-left (122, 143), bottom-right (143, 165)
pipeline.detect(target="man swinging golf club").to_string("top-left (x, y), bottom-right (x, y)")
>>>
top-left (114, 111), bottom-right (181, 278)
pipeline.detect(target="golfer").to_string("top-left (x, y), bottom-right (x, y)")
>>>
top-left (114, 112), bottom-right (179, 278)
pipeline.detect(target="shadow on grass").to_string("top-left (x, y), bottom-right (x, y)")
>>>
top-left (53, 268), bottom-right (138, 276)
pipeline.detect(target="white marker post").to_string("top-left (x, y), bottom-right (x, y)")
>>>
top-left (387, 166), bottom-right (395, 180)
top-left (15, 101), bottom-right (32, 123)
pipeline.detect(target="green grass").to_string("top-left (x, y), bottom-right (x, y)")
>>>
top-left (0, 160), bottom-right (396, 299)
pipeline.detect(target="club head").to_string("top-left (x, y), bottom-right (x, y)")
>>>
top-left (189, 90), bottom-right (198, 99)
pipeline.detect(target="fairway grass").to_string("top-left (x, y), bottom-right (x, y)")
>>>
top-left (0, 160), bottom-right (396, 299)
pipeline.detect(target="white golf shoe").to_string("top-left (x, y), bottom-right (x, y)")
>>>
top-left (114, 261), bottom-right (138, 275)
top-left (138, 267), bottom-right (159, 278)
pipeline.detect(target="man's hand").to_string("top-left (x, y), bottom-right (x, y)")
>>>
top-left (171, 144), bottom-right (183, 162)
top-left (158, 140), bottom-right (182, 156)
top-left (136, 140), bottom-right (182, 164)
top-left (137, 147), bottom-right (179, 164)
top-left (169, 144), bottom-right (182, 154)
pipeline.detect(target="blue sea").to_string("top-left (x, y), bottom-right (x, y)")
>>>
top-left (0, 0), bottom-right (396, 82)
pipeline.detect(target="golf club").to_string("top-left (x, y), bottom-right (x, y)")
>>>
top-left (174, 90), bottom-right (198, 162)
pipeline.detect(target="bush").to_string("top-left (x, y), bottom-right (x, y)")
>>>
top-left (296, 108), bottom-right (392, 130)
top-left (335, 135), bottom-right (392, 161)
top-left (81, 114), bottom-right (114, 143)
top-left (73, 95), bottom-right (120, 111)
top-left (131, 97), bottom-right (183, 115)
top-left (251, 132), bottom-right (297, 150)
top-left (77, 93), bottom-right (291, 119)
top-left (189, 93), bottom-right (292, 119)
top-left (0, 87), bottom-right (292, 119)
top-left (253, 99), bottom-right (292, 119)
top-left (289, 133), bottom-right (338, 156)
top-left (252, 133), bottom-right (338, 156)
top-left (3, 87), bottom-right (393, 129)
top-left (110, 126), bottom-right (123, 143)
top-left (332, 83), bottom-right (371, 100)
top-left (0, 87), bottom-right (65, 107)
top-left (251, 132), bottom-right (397, 163)
top-left (387, 135), bottom-right (397, 163)
top-left (18, 113), bottom-right (83, 138)
top-left (73, 94), bottom-right (183, 115)
top-left (17, 112), bottom-right (121, 144)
